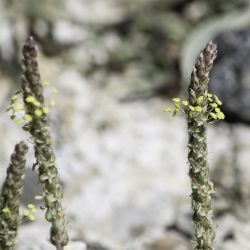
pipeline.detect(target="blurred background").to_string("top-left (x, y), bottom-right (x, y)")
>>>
top-left (1, 0), bottom-right (250, 249)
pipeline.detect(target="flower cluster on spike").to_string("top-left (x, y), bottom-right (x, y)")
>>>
top-left (6, 81), bottom-right (58, 126)
top-left (0, 141), bottom-right (28, 248)
top-left (22, 203), bottom-right (38, 222)
top-left (164, 93), bottom-right (225, 122)
top-left (20, 37), bottom-right (68, 247)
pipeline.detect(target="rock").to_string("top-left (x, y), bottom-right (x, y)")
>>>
top-left (87, 242), bottom-right (109, 250)
top-left (147, 232), bottom-right (191, 250)
top-left (66, 241), bottom-right (87, 250)
top-left (57, 72), bottom-right (189, 246)
top-left (211, 28), bottom-right (250, 124)
top-left (180, 7), bottom-right (250, 83)
top-left (21, 168), bottom-right (45, 206)
top-left (215, 214), bottom-right (250, 250)
top-left (16, 223), bottom-right (54, 250)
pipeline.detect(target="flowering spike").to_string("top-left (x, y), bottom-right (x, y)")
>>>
top-left (21, 36), bottom-right (68, 247)
top-left (0, 141), bottom-right (28, 248)
top-left (187, 42), bottom-right (217, 249)
top-left (164, 43), bottom-right (224, 249)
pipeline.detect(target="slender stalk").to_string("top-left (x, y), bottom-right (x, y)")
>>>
top-left (0, 141), bottom-right (28, 249)
top-left (187, 42), bottom-right (217, 250)
top-left (20, 36), bottom-right (68, 248)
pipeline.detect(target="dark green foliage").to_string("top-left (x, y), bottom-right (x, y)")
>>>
top-left (0, 141), bottom-right (28, 249)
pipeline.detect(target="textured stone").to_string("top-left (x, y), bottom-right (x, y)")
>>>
top-left (211, 28), bottom-right (250, 124)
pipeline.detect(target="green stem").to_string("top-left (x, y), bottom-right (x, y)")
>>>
top-left (187, 42), bottom-right (217, 250)
top-left (0, 141), bottom-right (28, 250)
top-left (21, 36), bottom-right (68, 248)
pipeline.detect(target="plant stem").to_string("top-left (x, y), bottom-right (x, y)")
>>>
top-left (0, 141), bottom-right (28, 249)
top-left (21, 36), bottom-right (68, 248)
top-left (187, 42), bottom-right (217, 250)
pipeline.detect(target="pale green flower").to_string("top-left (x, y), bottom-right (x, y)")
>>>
top-left (11, 95), bottom-right (18, 101)
top-left (172, 98), bottom-right (180, 103)
top-left (197, 96), bottom-right (204, 102)
top-left (43, 106), bottom-right (50, 114)
top-left (2, 207), bottom-right (10, 214)
top-left (217, 112), bottom-right (225, 119)
top-left (216, 99), bottom-right (222, 105)
top-left (182, 100), bottom-right (189, 106)
top-left (33, 100), bottom-right (41, 107)
top-left (174, 103), bottom-right (180, 109)
top-left (42, 81), bottom-right (50, 87)
top-left (215, 108), bottom-right (220, 113)
top-left (34, 195), bottom-right (43, 200)
top-left (164, 108), bottom-right (172, 112)
top-left (50, 99), bottom-right (56, 107)
top-left (52, 88), bottom-right (59, 93)
top-left (12, 116), bottom-right (24, 125)
top-left (210, 103), bottom-right (217, 108)
top-left (29, 215), bottom-right (36, 221)
top-left (13, 104), bottom-right (24, 112)
top-left (31, 208), bottom-right (37, 213)
top-left (27, 204), bottom-right (35, 209)
top-left (23, 209), bottom-right (29, 216)
top-left (189, 105), bottom-right (195, 111)
top-left (209, 112), bottom-right (217, 119)
top-left (35, 109), bottom-right (42, 117)
top-left (195, 106), bottom-right (203, 112)
top-left (24, 114), bottom-right (33, 122)
top-left (25, 96), bottom-right (36, 103)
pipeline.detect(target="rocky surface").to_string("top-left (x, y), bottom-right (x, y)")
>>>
top-left (211, 28), bottom-right (250, 124)
top-left (1, 0), bottom-right (250, 250)
top-left (1, 68), bottom-right (250, 249)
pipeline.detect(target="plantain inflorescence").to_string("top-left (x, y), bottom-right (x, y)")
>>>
top-left (0, 141), bottom-right (28, 249)
top-left (20, 36), bottom-right (68, 249)
top-left (165, 42), bottom-right (220, 250)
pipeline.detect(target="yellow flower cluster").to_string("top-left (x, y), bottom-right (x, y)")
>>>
top-left (22, 203), bottom-right (37, 221)
top-left (1, 207), bottom-right (10, 215)
top-left (207, 93), bottom-right (225, 120)
top-left (25, 96), bottom-right (52, 118)
top-left (2, 203), bottom-right (37, 222)
top-left (164, 93), bottom-right (225, 121)
top-left (6, 81), bottom-right (59, 126)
